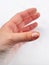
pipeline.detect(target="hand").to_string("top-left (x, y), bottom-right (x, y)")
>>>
top-left (0, 8), bottom-right (40, 51)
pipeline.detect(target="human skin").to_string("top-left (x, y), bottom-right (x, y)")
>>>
top-left (0, 8), bottom-right (40, 52)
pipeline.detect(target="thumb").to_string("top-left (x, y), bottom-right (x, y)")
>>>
top-left (11, 31), bottom-right (40, 43)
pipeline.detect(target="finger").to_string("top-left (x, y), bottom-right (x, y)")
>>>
top-left (21, 22), bottom-right (38, 32)
top-left (10, 8), bottom-right (40, 26)
top-left (11, 31), bottom-right (40, 43)
top-left (18, 8), bottom-right (37, 23)
top-left (19, 8), bottom-right (37, 21)
top-left (16, 12), bottom-right (40, 29)
top-left (20, 11), bottom-right (40, 25)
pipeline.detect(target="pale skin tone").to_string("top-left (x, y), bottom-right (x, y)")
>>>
top-left (0, 8), bottom-right (40, 52)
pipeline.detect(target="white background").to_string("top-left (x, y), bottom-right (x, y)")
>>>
top-left (0, 0), bottom-right (49, 65)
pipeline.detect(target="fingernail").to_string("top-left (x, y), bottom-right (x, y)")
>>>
top-left (32, 32), bottom-right (40, 40)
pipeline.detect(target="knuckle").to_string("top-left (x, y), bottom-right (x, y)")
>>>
top-left (24, 32), bottom-right (30, 41)
top-left (25, 32), bottom-right (32, 41)
top-left (17, 13), bottom-right (23, 20)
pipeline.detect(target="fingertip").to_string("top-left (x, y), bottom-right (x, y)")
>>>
top-left (32, 8), bottom-right (37, 11)
top-left (37, 12), bottom-right (40, 17)
top-left (33, 22), bottom-right (38, 26)
top-left (31, 31), bottom-right (40, 40)
top-left (27, 8), bottom-right (37, 11)
top-left (31, 8), bottom-right (37, 11)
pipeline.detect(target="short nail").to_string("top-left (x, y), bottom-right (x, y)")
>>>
top-left (32, 32), bottom-right (40, 40)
